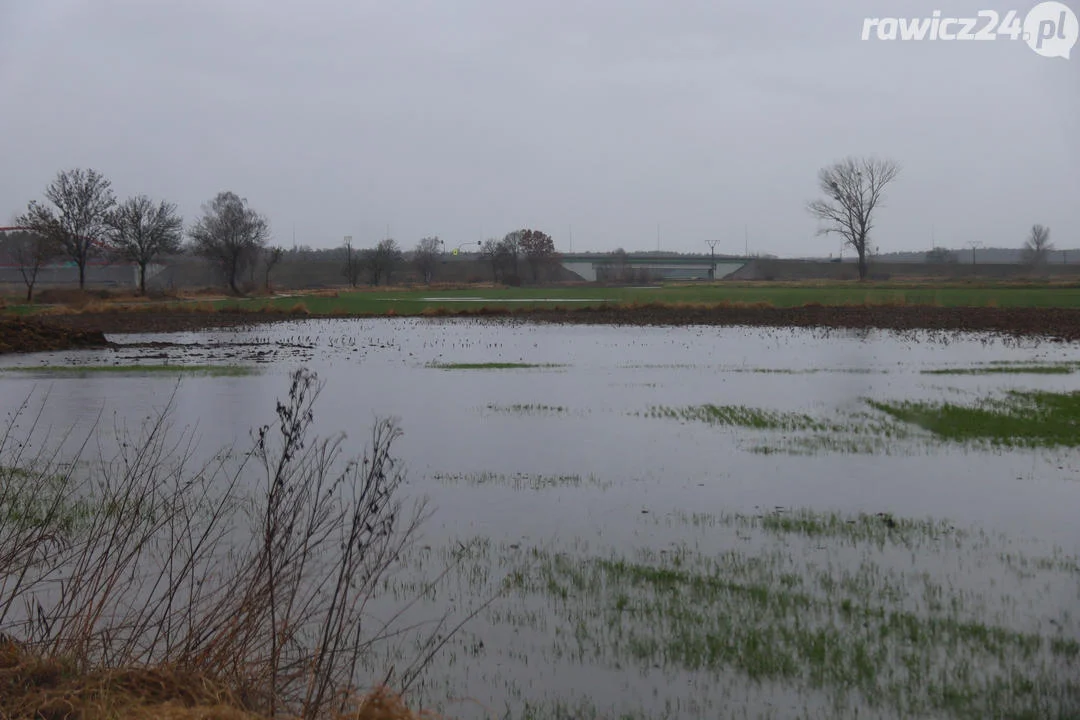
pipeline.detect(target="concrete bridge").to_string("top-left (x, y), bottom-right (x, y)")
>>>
top-left (558, 253), bottom-right (747, 282)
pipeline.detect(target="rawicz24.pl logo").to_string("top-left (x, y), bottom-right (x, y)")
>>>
top-left (861, 1), bottom-right (1079, 58)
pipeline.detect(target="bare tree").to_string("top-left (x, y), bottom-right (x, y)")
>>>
top-left (479, 238), bottom-right (502, 281)
top-left (342, 237), bottom-right (361, 288)
top-left (362, 238), bottom-right (402, 286)
top-left (1021, 224), bottom-right (1053, 267)
top-left (925, 247), bottom-right (958, 264)
top-left (413, 236), bottom-right (441, 284)
top-left (4, 230), bottom-right (59, 301)
top-left (187, 192), bottom-right (270, 294)
top-left (517, 229), bottom-right (558, 282)
top-left (499, 231), bottom-right (522, 281)
top-left (263, 246), bottom-right (284, 291)
top-left (16, 168), bottom-right (116, 289)
top-left (808, 157), bottom-right (900, 280)
top-left (105, 195), bottom-right (183, 295)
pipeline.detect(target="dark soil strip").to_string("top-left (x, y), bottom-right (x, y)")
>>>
top-left (24, 304), bottom-right (1080, 343)
top-left (517, 305), bottom-right (1080, 341)
top-left (0, 319), bottom-right (112, 355)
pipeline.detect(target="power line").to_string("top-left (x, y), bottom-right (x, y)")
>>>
top-left (706, 239), bottom-right (720, 279)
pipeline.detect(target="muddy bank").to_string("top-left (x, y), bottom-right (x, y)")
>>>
top-left (520, 304), bottom-right (1080, 341)
top-left (26, 304), bottom-right (1080, 342)
top-left (38, 311), bottom-right (278, 335)
top-left (0, 318), bottom-right (112, 355)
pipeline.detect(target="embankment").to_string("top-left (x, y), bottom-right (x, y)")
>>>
top-left (0, 318), bottom-right (112, 355)
top-left (31, 304), bottom-right (1080, 341)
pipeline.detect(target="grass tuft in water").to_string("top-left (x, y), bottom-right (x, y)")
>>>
top-left (641, 404), bottom-right (826, 431)
top-left (922, 364), bottom-right (1076, 375)
top-left (505, 542), bottom-right (1079, 720)
top-left (426, 362), bottom-right (565, 370)
top-left (868, 390), bottom-right (1080, 448)
top-left (0, 465), bottom-right (102, 534)
top-left (432, 471), bottom-right (612, 491)
top-left (485, 403), bottom-right (571, 415)
top-left (0, 364), bottom-right (258, 376)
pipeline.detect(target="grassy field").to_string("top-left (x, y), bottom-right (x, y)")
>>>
top-left (8, 281), bottom-right (1080, 316)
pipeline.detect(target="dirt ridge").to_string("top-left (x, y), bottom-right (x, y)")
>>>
top-left (27, 305), bottom-right (1080, 340)
top-left (0, 318), bottom-right (112, 355)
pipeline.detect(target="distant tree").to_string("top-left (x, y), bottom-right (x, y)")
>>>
top-left (264, 246), bottom-right (284, 291)
top-left (498, 231), bottom-right (522, 281)
top-left (925, 247), bottom-right (958, 264)
top-left (479, 238), bottom-right (502, 282)
top-left (342, 237), bottom-right (361, 287)
top-left (362, 238), bottom-right (402, 286)
top-left (105, 195), bottom-right (183, 294)
top-left (413, 236), bottom-right (441, 284)
top-left (1021, 224), bottom-right (1053, 267)
top-left (16, 168), bottom-right (116, 289)
top-left (4, 230), bottom-right (59, 301)
top-left (612, 247), bottom-right (629, 282)
top-left (187, 191), bottom-right (270, 294)
top-left (808, 157), bottom-right (901, 280)
top-left (516, 229), bottom-right (558, 282)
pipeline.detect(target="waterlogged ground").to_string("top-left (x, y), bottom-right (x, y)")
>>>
top-left (1, 319), bottom-right (1079, 719)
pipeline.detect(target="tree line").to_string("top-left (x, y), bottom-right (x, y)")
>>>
top-left (5, 163), bottom-right (1058, 299)
top-left (807, 157), bottom-right (1054, 277)
top-left (5, 168), bottom-right (563, 299)
top-left (338, 229), bottom-right (560, 288)
top-left (7, 168), bottom-right (279, 298)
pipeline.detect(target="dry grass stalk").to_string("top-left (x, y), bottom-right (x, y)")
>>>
top-left (0, 370), bottom-right (461, 720)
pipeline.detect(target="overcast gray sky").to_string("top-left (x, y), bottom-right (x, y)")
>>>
top-left (1, 0), bottom-right (1077, 255)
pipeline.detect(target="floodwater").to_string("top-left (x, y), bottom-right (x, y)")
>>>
top-left (1, 319), bottom-right (1078, 719)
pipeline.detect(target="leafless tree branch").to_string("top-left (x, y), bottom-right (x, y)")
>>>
top-left (807, 157), bottom-right (900, 280)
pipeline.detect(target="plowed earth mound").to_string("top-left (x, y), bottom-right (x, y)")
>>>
top-left (520, 304), bottom-right (1080, 341)
top-left (0, 318), bottom-right (112, 355)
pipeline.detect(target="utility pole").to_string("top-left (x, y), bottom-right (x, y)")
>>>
top-left (656, 223), bottom-right (661, 253)
top-left (967, 241), bottom-right (983, 267)
top-left (744, 226), bottom-right (749, 258)
top-left (706, 239), bottom-right (720, 280)
top-left (569, 225), bottom-right (573, 253)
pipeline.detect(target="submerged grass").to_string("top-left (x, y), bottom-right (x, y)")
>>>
top-left (498, 529), bottom-right (1080, 720)
top-left (640, 404), bottom-right (828, 431)
top-left (868, 390), bottom-right (1080, 448)
top-left (0, 364), bottom-right (259, 376)
top-left (0, 465), bottom-right (102, 534)
top-left (639, 405), bottom-right (916, 456)
top-left (638, 390), bottom-right (1080, 455)
top-left (749, 508), bottom-right (960, 547)
top-left (432, 471), bottom-right (612, 491)
top-left (485, 403), bottom-right (572, 415)
top-left (426, 362), bottom-right (565, 370)
top-left (922, 365), bottom-right (1076, 375)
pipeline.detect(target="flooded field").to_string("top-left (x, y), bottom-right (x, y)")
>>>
top-left (1, 319), bottom-right (1078, 719)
